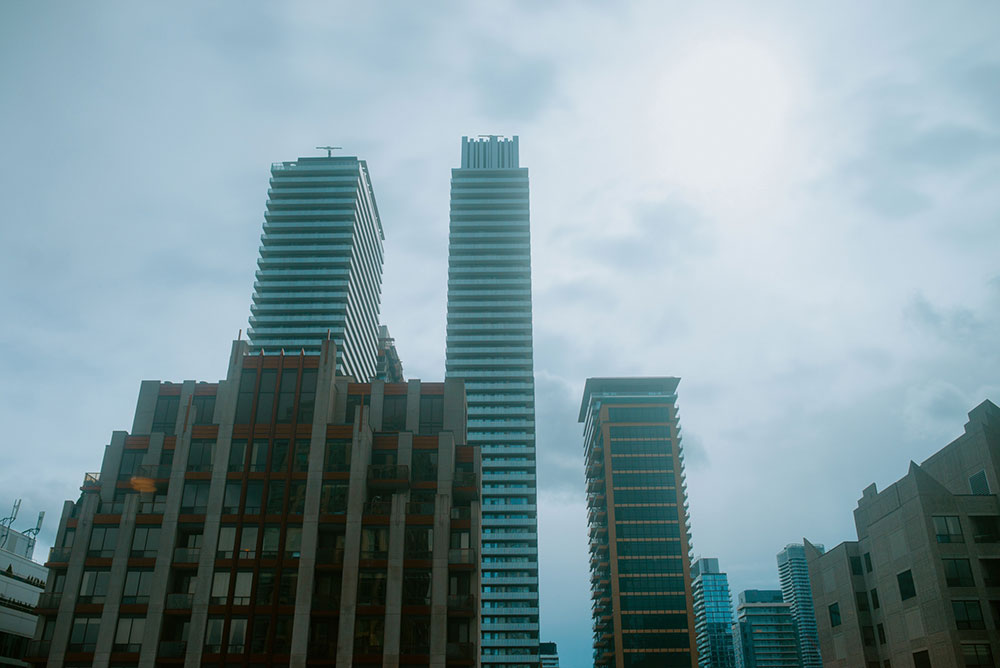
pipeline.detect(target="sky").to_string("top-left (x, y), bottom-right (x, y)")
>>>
top-left (2, 2), bottom-right (1000, 665)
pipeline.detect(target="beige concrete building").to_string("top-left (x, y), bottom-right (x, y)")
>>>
top-left (806, 399), bottom-right (1000, 668)
top-left (28, 338), bottom-right (480, 668)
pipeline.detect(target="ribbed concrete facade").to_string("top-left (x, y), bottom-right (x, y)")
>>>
top-left (445, 136), bottom-right (539, 667)
top-left (27, 339), bottom-right (481, 668)
top-left (249, 155), bottom-right (384, 381)
top-left (776, 543), bottom-right (821, 668)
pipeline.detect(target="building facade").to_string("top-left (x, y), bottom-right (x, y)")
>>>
top-left (806, 399), bottom-right (1000, 668)
top-left (580, 377), bottom-right (697, 668)
top-left (691, 558), bottom-right (736, 668)
top-left (776, 543), bottom-right (822, 668)
top-left (0, 526), bottom-right (46, 667)
top-left (27, 338), bottom-right (480, 667)
top-left (538, 642), bottom-right (558, 668)
top-left (248, 154), bottom-right (385, 381)
top-left (731, 590), bottom-right (800, 668)
top-left (444, 135), bottom-right (539, 667)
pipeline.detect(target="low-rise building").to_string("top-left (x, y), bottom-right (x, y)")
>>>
top-left (0, 526), bottom-right (46, 667)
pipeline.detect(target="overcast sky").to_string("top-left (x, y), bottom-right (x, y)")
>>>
top-left (3, 2), bottom-right (1000, 665)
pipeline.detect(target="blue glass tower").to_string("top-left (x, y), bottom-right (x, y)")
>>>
top-left (692, 558), bottom-right (737, 668)
top-left (248, 154), bottom-right (384, 380)
top-left (445, 136), bottom-right (539, 667)
top-left (777, 543), bottom-right (823, 668)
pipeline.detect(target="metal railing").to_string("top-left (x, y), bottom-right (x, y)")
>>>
top-left (448, 548), bottom-right (476, 564)
top-left (173, 547), bottom-right (201, 563)
top-left (363, 500), bottom-right (392, 516)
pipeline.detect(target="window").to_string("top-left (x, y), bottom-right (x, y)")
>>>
top-left (324, 439), bottom-right (351, 472)
top-left (877, 622), bottom-right (886, 644)
top-left (235, 370), bottom-right (257, 423)
top-left (970, 470), bottom-right (991, 495)
top-left (256, 570), bottom-right (276, 605)
top-left (354, 616), bottom-right (384, 653)
top-left (412, 450), bottom-right (438, 482)
top-left (223, 482), bottom-right (242, 514)
top-left (122, 570), bottom-right (154, 604)
top-left (205, 616), bottom-right (225, 652)
top-left (256, 369), bottom-right (277, 424)
top-left (934, 516), bottom-right (964, 543)
top-left (943, 559), bottom-right (975, 587)
top-left (87, 526), bottom-right (119, 557)
top-left (131, 526), bottom-right (160, 558)
top-left (249, 440), bottom-right (268, 472)
top-left (114, 616), bottom-right (145, 652)
top-left (897, 569), bottom-right (916, 601)
top-left (288, 481), bottom-right (306, 514)
top-left (856, 590), bottom-right (870, 612)
top-left (266, 481), bottom-right (285, 514)
top-left (192, 394), bottom-right (216, 425)
top-left (187, 439), bottom-right (215, 472)
top-left (119, 450), bottom-right (144, 478)
top-left (286, 526), bottom-right (303, 558)
top-left (850, 556), bottom-right (863, 576)
top-left (273, 616), bottom-right (293, 653)
top-left (403, 570), bottom-right (432, 605)
top-left (864, 551), bottom-right (873, 572)
top-left (180, 482), bottom-right (210, 514)
top-left (228, 440), bottom-right (247, 472)
top-left (233, 571), bottom-right (253, 605)
top-left (69, 616), bottom-right (101, 651)
top-left (245, 481), bottom-right (263, 514)
top-left (251, 615), bottom-right (270, 652)
top-left (419, 394), bottom-right (444, 435)
top-left (871, 587), bottom-right (880, 610)
top-left (320, 482), bottom-right (348, 514)
top-left (278, 570), bottom-right (298, 604)
top-left (211, 571), bottom-right (230, 604)
top-left (275, 370), bottom-right (298, 424)
top-left (293, 439), bottom-right (310, 472)
top-left (270, 439), bottom-right (289, 472)
top-left (361, 528), bottom-right (389, 559)
top-left (262, 526), bottom-right (281, 558)
top-left (862, 625), bottom-right (876, 647)
top-left (405, 527), bottom-right (433, 559)
top-left (953, 600), bottom-right (986, 630)
top-left (963, 644), bottom-right (995, 667)
top-left (382, 395), bottom-right (407, 431)
top-left (829, 602), bottom-right (841, 627)
top-left (358, 570), bottom-right (387, 605)
top-left (297, 370), bottom-right (318, 423)
top-left (400, 615), bottom-right (431, 654)
top-left (971, 516), bottom-right (1000, 543)
top-left (314, 572), bottom-right (342, 610)
top-left (228, 617), bottom-right (248, 652)
top-left (152, 395), bottom-right (179, 435)
top-left (217, 526), bottom-right (236, 558)
top-left (344, 393), bottom-right (368, 424)
top-left (912, 652), bottom-right (931, 668)
top-left (239, 526), bottom-right (258, 559)
top-left (78, 569), bottom-right (111, 603)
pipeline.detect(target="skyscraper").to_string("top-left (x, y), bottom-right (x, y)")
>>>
top-left (691, 558), bottom-right (737, 668)
top-left (732, 591), bottom-right (801, 668)
top-left (27, 338), bottom-right (482, 666)
top-left (580, 377), bottom-right (697, 668)
top-left (445, 135), bottom-right (539, 667)
top-left (248, 153), bottom-right (384, 380)
top-left (776, 543), bottom-right (822, 668)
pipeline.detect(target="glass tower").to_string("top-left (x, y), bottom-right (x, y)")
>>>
top-left (691, 558), bottom-right (737, 668)
top-left (580, 377), bottom-right (697, 668)
top-left (248, 154), bottom-right (384, 380)
top-left (445, 135), bottom-right (540, 667)
top-left (776, 543), bottom-right (823, 668)
top-left (732, 590), bottom-right (801, 668)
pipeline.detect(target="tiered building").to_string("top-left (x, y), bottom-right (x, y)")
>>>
top-left (248, 153), bottom-right (384, 380)
top-left (691, 558), bottom-right (736, 668)
top-left (0, 525), bottom-right (46, 667)
top-left (806, 399), bottom-right (1000, 667)
top-left (27, 339), bottom-right (481, 667)
top-left (580, 377), bottom-right (697, 668)
top-left (776, 543), bottom-right (821, 668)
top-left (445, 136), bottom-right (540, 667)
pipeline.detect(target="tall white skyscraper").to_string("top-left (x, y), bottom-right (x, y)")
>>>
top-left (777, 543), bottom-right (823, 668)
top-left (445, 135), bottom-right (540, 667)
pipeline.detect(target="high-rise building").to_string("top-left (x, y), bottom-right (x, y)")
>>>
top-left (248, 153), bottom-right (385, 381)
top-left (691, 558), bottom-right (736, 668)
top-left (0, 523), bottom-right (46, 667)
top-left (539, 641), bottom-right (559, 668)
top-left (375, 325), bottom-right (404, 383)
top-left (580, 377), bottom-right (697, 668)
top-left (445, 135), bottom-right (539, 667)
top-left (776, 543), bottom-right (822, 668)
top-left (27, 339), bottom-right (482, 666)
top-left (806, 399), bottom-right (1000, 668)
top-left (732, 590), bottom-right (800, 668)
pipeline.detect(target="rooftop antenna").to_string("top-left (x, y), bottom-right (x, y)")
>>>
top-left (0, 499), bottom-right (20, 551)
top-left (316, 146), bottom-right (342, 158)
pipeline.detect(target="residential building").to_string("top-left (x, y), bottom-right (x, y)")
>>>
top-left (248, 153), bottom-right (385, 381)
top-left (445, 135), bottom-right (539, 667)
top-left (777, 543), bottom-right (822, 668)
top-left (691, 558), bottom-right (736, 668)
top-left (731, 590), bottom-right (800, 668)
top-left (539, 641), bottom-right (559, 668)
top-left (376, 325), bottom-right (404, 383)
top-left (580, 377), bottom-right (697, 668)
top-left (27, 338), bottom-right (480, 667)
top-left (0, 525), bottom-right (46, 666)
top-left (806, 399), bottom-right (1000, 668)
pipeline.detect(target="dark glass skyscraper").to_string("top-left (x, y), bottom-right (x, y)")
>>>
top-left (691, 558), bottom-right (737, 668)
top-left (580, 377), bottom-right (697, 668)
top-left (445, 136), bottom-right (539, 667)
top-left (248, 154), bottom-right (384, 380)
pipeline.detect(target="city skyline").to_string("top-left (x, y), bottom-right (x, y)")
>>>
top-left (3, 3), bottom-right (1000, 666)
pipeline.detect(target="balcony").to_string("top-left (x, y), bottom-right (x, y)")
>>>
top-left (158, 640), bottom-right (187, 657)
top-left (448, 548), bottom-right (477, 565)
top-left (363, 500), bottom-right (392, 516)
top-left (367, 464), bottom-right (409, 490)
top-left (47, 547), bottom-right (72, 564)
top-left (316, 547), bottom-right (345, 565)
top-left (173, 547), bottom-right (201, 564)
top-left (447, 593), bottom-right (476, 611)
top-left (36, 592), bottom-right (62, 610)
top-left (450, 506), bottom-right (472, 520)
top-left (81, 472), bottom-right (101, 491)
top-left (446, 641), bottom-right (476, 660)
top-left (406, 502), bottom-right (436, 516)
top-left (25, 641), bottom-right (51, 658)
top-left (453, 472), bottom-right (480, 500)
top-left (165, 593), bottom-right (194, 610)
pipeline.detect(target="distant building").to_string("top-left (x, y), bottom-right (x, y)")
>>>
top-left (580, 377), bottom-right (697, 668)
top-left (732, 590), bottom-right (800, 668)
top-left (777, 543), bottom-right (822, 668)
top-left (806, 399), bottom-right (1000, 668)
top-left (27, 338), bottom-right (481, 666)
top-left (539, 641), bottom-right (559, 668)
top-left (0, 524), bottom-right (46, 667)
top-left (375, 325), bottom-right (404, 383)
top-left (691, 558), bottom-right (736, 668)
top-left (248, 152), bottom-right (385, 380)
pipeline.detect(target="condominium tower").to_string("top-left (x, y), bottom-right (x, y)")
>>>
top-left (248, 153), bottom-right (385, 380)
top-left (445, 135), bottom-right (539, 667)
top-left (776, 543), bottom-right (822, 668)
top-left (691, 558), bottom-right (736, 668)
top-left (732, 590), bottom-right (800, 668)
top-left (580, 377), bottom-right (697, 668)
top-left (27, 339), bottom-right (482, 666)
